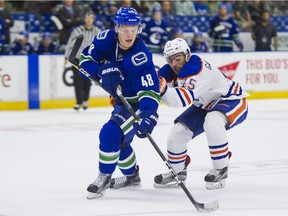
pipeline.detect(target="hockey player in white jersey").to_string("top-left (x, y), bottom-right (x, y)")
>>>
top-left (154, 38), bottom-right (249, 190)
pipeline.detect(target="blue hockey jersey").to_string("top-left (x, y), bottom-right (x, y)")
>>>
top-left (190, 41), bottom-right (208, 53)
top-left (36, 42), bottom-right (57, 54)
top-left (79, 29), bottom-right (160, 112)
top-left (141, 18), bottom-right (168, 53)
top-left (209, 15), bottom-right (243, 52)
top-left (0, 18), bottom-right (5, 54)
top-left (10, 41), bottom-right (34, 55)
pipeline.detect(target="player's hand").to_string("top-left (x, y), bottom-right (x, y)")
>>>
top-left (134, 110), bottom-right (159, 138)
top-left (98, 63), bottom-right (124, 97)
top-left (214, 25), bottom-right (226, 37)
top-left (236, 41), bottom-right (244, 52)
top-left (158, 75), bottom-right (167, 96)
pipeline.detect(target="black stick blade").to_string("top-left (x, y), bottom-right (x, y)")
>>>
top-left (68, 34), bottom-right (84, 64)
top-left (196, 199), bottom-right (219, 213)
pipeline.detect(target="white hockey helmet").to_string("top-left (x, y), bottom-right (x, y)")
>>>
top-left (163, 38), bottom-right (190, 61)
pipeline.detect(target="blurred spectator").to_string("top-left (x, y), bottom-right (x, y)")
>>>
top-left (219, 1), bottom-right (233, 15)
top-left (270, 1), bottom-right (288, 16)
top-left (90, 1), bottom-right (118, 29)
top-left (194, 1), bottom-right (209, 15)
top-left (251, 10), bottom-right (278, 51)
top-left (94, 15), bottom-right (106, 31)
top-left (101, 3), bottom-right (118, 29)
top-left (36, 32), bottom-right (58, 54)
top-left (232, 0), bottom-right (252, 31)
top-left (247, 0), bottom-right (269, 25)
top-left (121, 0), bottom-right (132, 8)
top-left (0, 17), bottom-right (5, 54)
top-left (64, 11), bottom-right (101, 110)
top-left (118, 0), bottom-right (150, 15)
top-left (141, 6), bottom-right (169, 53)
top-left (174, 0), bottom-right (197, 15)
top-left (56, 0), bottom-right (84, 52)
top-left (90, 0), bottom-right (111, 16)
top-left (10, 31), bottom-right (34, 55)
top-left (171, 27), bottom-right (184, 39)
top-left (207, 1), bottom-right (219, 16)
top-left (129, 0), bottom-right (150, 15)
top-left (208, 3), bottom-right (243, 52)
top-left (161, 0), bottom-right (176, 35)
top-left (25, 1), bottom-right (58, 14)
top-left (145, 1), bottom-right (161, 14)
top-left (190, 31), bottom-right (208, 53)
top-left (0, 0), bottom-right (14, 46)
top-left (170, 27), bottom-right (194, 48)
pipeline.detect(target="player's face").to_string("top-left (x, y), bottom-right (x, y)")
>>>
top-left (166, 53), bottom-right (186, 74)
top-left (117, 25), bottom-right (138, 50)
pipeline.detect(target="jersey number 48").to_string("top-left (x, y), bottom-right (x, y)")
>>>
top-left (141, 74), bottom-right (154, 87)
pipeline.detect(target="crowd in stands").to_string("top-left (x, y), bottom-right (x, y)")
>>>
top-left (1, 0), bottom-right (287, 55)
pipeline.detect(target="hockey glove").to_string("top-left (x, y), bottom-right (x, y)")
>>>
top-left (158, 75), bottom-right (168, 96)
top-left (134, 110), bottom-right (159, 138)
top-left (214, 25), bottom-right (226, 37)
top-left (235, 41), bottom-right (244, 52)
top-left (98, 63), bottom-right (124, 97)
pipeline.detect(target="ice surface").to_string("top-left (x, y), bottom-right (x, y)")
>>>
top-left (1, 99), bottom-right (288, 216)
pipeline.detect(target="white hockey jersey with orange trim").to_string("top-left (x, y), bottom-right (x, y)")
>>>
top-left (161, 54), bottom-right (249, 109)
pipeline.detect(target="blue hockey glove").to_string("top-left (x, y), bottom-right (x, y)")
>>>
top-left (98, 63), bottom-right (124, 97)
top-left (134, 110), bottom-right (159, 138)
top-left (236, 41), bottom-right (244, 52)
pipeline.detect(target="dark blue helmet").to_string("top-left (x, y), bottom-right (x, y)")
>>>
top-left (114, 7), bottom-right (141, 26)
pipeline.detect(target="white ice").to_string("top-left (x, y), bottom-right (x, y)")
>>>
top-left (1, 99), bottom-right (288, 216)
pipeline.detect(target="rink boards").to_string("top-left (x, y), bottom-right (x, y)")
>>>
top-left (1, 52), bottom-right (288, 110)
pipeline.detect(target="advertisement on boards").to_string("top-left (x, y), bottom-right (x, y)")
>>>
top-left (39, 55), bottom-right (106, 100)
top-left (0, 56), bottom-right (28, 102)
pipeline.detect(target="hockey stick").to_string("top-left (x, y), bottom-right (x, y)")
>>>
top-left (68, 35), bottom-right (219, 213)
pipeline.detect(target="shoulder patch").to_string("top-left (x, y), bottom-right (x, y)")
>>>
top-left (88, 44), bottom-right (94, 55)
top-left (131, 52), bottom-right (148, 67)
top-left (96, 29), bottom-right (109, 40)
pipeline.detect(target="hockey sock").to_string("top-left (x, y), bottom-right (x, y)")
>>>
top-left (118, 144), bottom-right (137, 176)
top-left (167, 122), bottom-right (193, 173)
top-left (204, 111), bottom-right (229, 169)
top-left (99, 121), bottom-right (123, 174)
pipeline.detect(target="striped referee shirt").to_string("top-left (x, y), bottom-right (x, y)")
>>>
top-left (64, 25), bottom-right (101, 60)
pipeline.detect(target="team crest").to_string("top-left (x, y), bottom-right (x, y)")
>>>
top-left (131, 52), bottom-right (148, 66)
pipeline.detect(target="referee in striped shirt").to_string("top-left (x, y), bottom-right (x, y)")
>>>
top-left (64, 11), bottom-right (101, 110)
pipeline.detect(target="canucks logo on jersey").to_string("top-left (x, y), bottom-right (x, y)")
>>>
top-left (131, 52), bottom-right (148, 66)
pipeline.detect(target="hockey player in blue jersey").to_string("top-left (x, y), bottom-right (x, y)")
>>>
top-left (79, 7), bottom-right (160, 199)
top-left (154, 38), bottom-right (248, 190)
top-left (141, 7), bottom-right (169, 53)
top-left (10, 31), bottom-right (34, 55)
top-left (208, 3), bottom-right (243, 52)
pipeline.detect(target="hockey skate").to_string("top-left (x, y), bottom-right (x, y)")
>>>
top-left (73, 104), bottom-right (81, 110)
top-left (204, 166), bottom-right (228, 190)
top-left (204, 151), bottom-right (232, 190)
top-left (154, 155), bottom-right (191, 188)
top-left (110, 165), bottom-right (141, 189)
top-left (83, 101), bottom-right (88, 110)
top-left (87, 173), bottom-right (112, 199)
